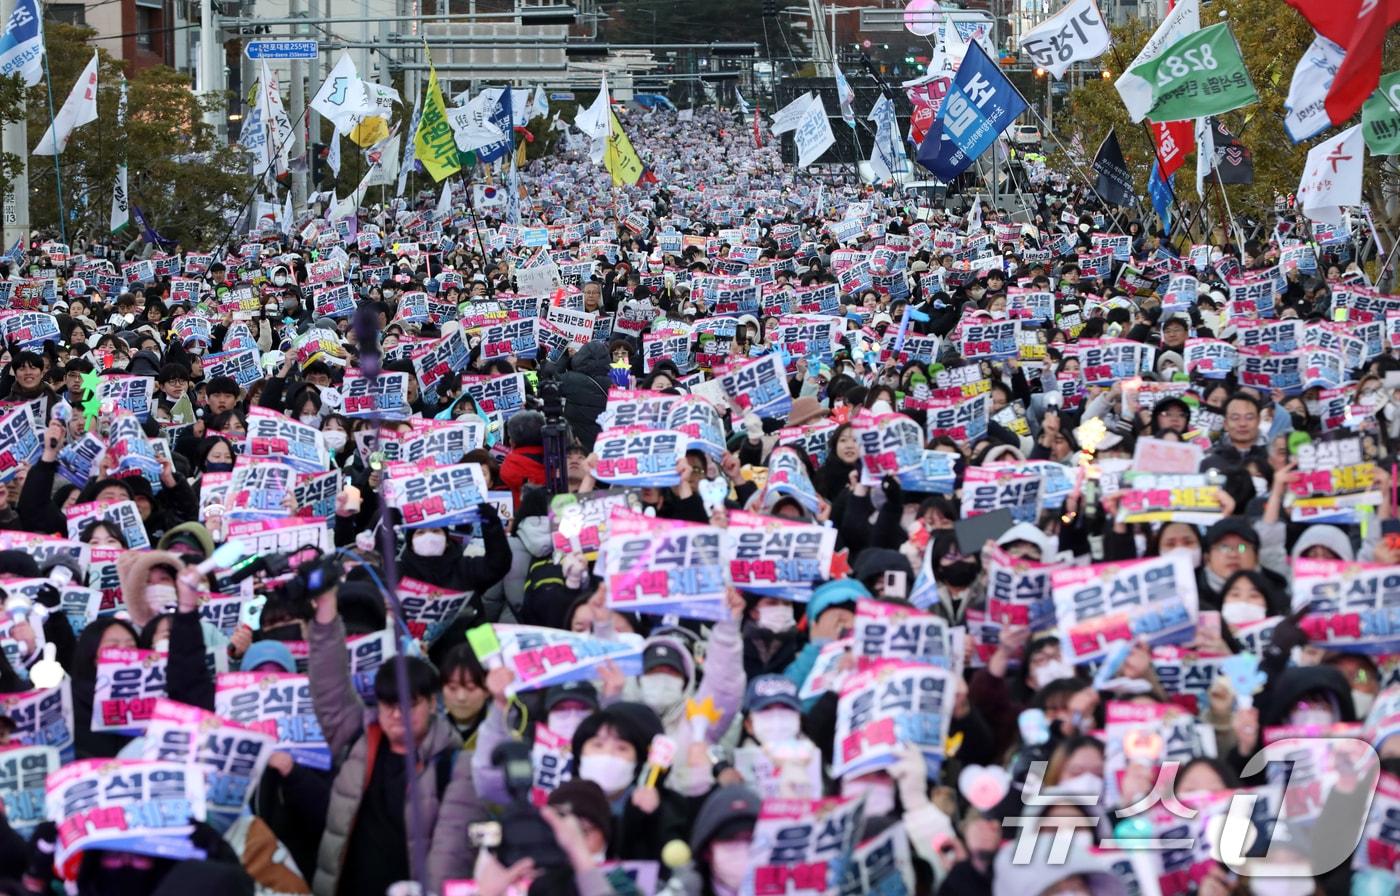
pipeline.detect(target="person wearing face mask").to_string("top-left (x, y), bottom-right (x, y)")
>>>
top-left (784, 579), bottom-right (866, 707)
top-left (1229, 665), bottom-right (1357, 783)
top-left (396, 502), bottom-right (512, 623)
top-left (541, 681), bottom-right (601, 746)
top-left (493, 487), bottom-right (562, 626)
top-left (741, 596), bottom-right (802, 678)
top-left (682, 784), bottom-right (760, 896)
top-left (625, 599), bottom-right (745, 799)
top-left (917, 531), bottom-right (985, 624)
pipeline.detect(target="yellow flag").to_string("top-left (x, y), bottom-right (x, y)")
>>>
top-left (603, 110), bottom-right (643, 187)
top-left (414, 65), bottom-right (460, 182)
top-left (349, 115), bottom-right (389, 148)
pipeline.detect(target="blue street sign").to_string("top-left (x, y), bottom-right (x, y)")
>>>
top-left (244, 39), bottom-right (319, 60)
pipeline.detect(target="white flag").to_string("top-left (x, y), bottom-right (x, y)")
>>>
top-left (1283, 34), bottom-right (1345, 144)
top-left (435, 180), bottom-right (453, 220)
top-left (1194, 116), bottom-right (1215, 200)
top-left (281, 190), bottom-right (293, 236)
top-left (33, 50), bottom-right (98, 156)
top-left (261, 60), bottom-right (295, 174)
top-left (574, 77), bottom-right (611, 141)
top-left (834, 67), bottom-right (856, 127)
top-left (735, 85), bottom-right (753, 115)
top-left (770, 92), bottom-right (815, 135)
top-left (446, 104), bottom-right (507, 152)
top-left (1114, 0), bottom-right (1199, 121)
top-left (1018, 0), bottom-right (1111, 79)
top-left (328, 164), bottom-right (376, 222)
top-left (530, 85), bottom-right (549, 121)
top-left (1297, 124), bottom-right (1364, 227)
top-left (310, 51), bottom-right (362, 134)
top-left (110, 75), bottom-right (128, 234)
top-left (365, 129), bottom-right (399, 188)
top-left (793, 94), bottom-right (835, 169)
top-left (327, 134), bottom-right (341, 176)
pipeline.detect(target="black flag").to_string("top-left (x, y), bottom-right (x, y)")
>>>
top-left (1092, 128), bottom-right (1136, 207)
top-left (1208, 117), bottom-right (1254, 186)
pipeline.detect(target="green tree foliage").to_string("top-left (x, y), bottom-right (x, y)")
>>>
top-left (27, 23), bottom-right (252, 246)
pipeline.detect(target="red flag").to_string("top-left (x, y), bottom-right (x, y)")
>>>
top-left (1287, 0), bottom-right (1400, 125)
top-left (753, 108), bottom-right (763, 148)
top-left (1150, 120), bottom-right (1192, 179)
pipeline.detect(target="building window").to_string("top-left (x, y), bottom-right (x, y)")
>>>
top-left (45, 4), bottom-right (84, 25)
top-left (136, 6), bottom-right (158, 50)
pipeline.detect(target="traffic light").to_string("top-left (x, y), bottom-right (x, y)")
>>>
top-left (763, 0), bottom-right (777, 17)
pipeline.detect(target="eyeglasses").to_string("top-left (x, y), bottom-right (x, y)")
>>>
top-left (1212, 542), bottom-right (1254, 555)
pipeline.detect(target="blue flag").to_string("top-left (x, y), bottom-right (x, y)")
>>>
top-left (0, 0), bottom-right (43, 88)
top-left (1148, 159), bottom-right (1174, 236)
top-left (915, 41), bottom-right (1027, 181)
top-left (477, 88), bottom-right (514, 164)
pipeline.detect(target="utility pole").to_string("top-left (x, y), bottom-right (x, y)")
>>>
top-left (289, 0), bottom-right (308, 214)
top-left (199, 0), bottom-right (222, 134)
top-left (308, 0), bottom-right (321, 179)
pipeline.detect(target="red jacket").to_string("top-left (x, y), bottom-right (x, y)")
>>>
top-left (499, 445), bottom-right (546, 506)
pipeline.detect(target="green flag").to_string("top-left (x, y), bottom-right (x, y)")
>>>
top-left (1363, 72), bottom-right (1400, 156)
top-left (414, 63), bottom-right (461, 182)
top-left (1127, 22), bottom-right (1258, 123)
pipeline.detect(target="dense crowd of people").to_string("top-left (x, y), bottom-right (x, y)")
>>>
top-left (0, 102), bottom-right (1388, 896)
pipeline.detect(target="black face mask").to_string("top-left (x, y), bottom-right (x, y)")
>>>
top-left (204, 462), bottom-right (233, 474)
top-left (1381, 757), bottom-right (1400, 777)
top-left (937, 560), bottom-right (980, 588)
top-left (1291, 413), bottom-right (1309, 431)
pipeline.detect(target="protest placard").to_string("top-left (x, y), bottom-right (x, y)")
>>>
top-left (471, 624), bottom-right (644, 696)
top-left (140, 698), bottom-right (275, 833)
top-left (65, 500), bottom-right (150, 549)
top-left (1117, 473), bottom-right (1224, 524)
top-left (852, 599), bottom-right (955, 670)
top-left (961, 466), bottom-right (1040, 522)
top-left (603, 510), bottom-right (727, 620)
top-left (245, 407), bottom-right (330, 473)
top-left (833, 660), bottom-right (952, 779)
top-left (716, 353), bottom-right (792, 419)
top-left (530, 722), bottom-right (573, 806)
top-left (385, 462), bottom-right (488, 528)
top-left (1051, 553), bottom-right (1199, 663)
top-left (480, 317), bottom-right (539, 361)
top-left (747, 796), bottom-right (864, 896)
top-left (214, 672), bottom-right (330, 770)
top-left (726, 510), bottom-right (835, 600)
top-left (592, 428), bottom-right (684, 487)
top-left (854, 413), bottom-right (925, 487)
top-left (342, 370), bottom-right (412, 420)
top-left (46, 759), bottom-right (207, 878)
top-left (91, 647), bottom-right (166, 734)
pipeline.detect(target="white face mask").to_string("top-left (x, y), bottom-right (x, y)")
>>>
top-left (153, 638), bottom-right (170, 655)
top-left (756, 604), bottom-right (795, 633)
top-left (1221, 601), bottom-right (1267, 626)
top-left (273, 275), bottom-right (287, 287)
top-left (321, 430), bottom-right (347, 452)
top-left (751, 708), bottom-right (801, 745)
top-left (1163, 545), bottom-right (1203, 568)
top-left (299, 414), bottom-right (320, 427)
top-left (1058, 772), bottom-right (1104, 799)
top-left (1353, 690), bottom-right (1375, 719)
top-left (579, 752), bottom-right (635, 795)
top-left (870, 400), bottom-right (894, 415)
top-left (547, 708), bottom-right (591, 743)
top-left (1289, 706), bottom-right (1334, 728)
top-left (844, 778), bottom-right (896, 817)
top-left (412, 531), bottom-right (447, 557)
top-left (1249, 876), bottom-right (1317, 896)
top-left (1032, 658), bottom-right (1076, 689)
top-left (708, 840), bottom-right (750, 890)
top-left (145, 583), bottom-right (177, 611)
top-left (639, 672), bottom-right (685, 714)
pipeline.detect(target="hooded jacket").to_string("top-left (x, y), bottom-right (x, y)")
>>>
top-left (558, 341), bottom-right (613, 451)
top-left (308, 616), bottom-right (486, 896)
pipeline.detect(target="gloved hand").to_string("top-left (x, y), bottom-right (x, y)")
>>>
top-left (476, 502), bottom-right (501, 526)
top-left (888, 743), bottom-right (930, 810)
top-left (742, 412), bottom-right (763, 443)
top-left (881, 475), bottom-right (904, 506)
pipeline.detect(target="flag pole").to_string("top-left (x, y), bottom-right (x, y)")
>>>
top-left (39, 50), bottom-right (66, 244)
